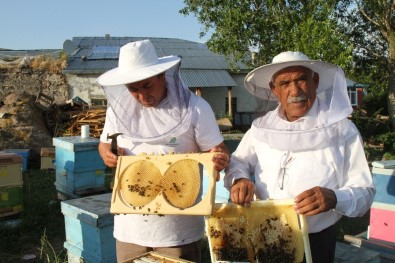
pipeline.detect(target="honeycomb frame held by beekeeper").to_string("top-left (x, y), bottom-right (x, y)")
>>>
top-left (97, 39), bottom-right (230, 262)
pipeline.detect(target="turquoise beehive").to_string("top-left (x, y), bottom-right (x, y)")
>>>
top-left (53, 136), bottom-right (106, 199)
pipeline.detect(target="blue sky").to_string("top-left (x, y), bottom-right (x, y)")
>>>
top-left (0, 0), bottom-right (210, 50)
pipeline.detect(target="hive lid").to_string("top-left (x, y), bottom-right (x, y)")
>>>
top-left (206, 199), bottom-right (312, 263)
top-left (61, 193), bottom-right (113, 227)
top-left (372, 160), bottom-right (395, 169)
top-left (40, 147), bottom-right (55, 156)
top-left (0, 153), bottom-right (23, 164)
top-left (53, 136), bottom-right (100, 152)
top-left (110, 152), bottom-right (217, 216)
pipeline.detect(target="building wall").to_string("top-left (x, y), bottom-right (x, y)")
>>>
top-left (198, 73), bottom-right (267, 117)
top-left (66, 74), bottom-right (106, 104)
top-left (199, 87), bottom-right (229, 117)
top-left (230, 73), bottom-right (278, 114)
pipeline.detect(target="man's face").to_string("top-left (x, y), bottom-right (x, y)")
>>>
top-left (125, 73), bottom-right (167, 107)
top-left (271, 66), bottom-right (319, 122)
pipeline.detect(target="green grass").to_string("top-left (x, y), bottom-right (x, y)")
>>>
top-left (0, 169), bottom-right (67, 263)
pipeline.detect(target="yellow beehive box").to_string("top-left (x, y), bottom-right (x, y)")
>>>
top-left (0, 153), bottom-right (23, 187)
top-left (40, 147), bottom-right (55, 170)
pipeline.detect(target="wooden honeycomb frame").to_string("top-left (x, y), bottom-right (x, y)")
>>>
top-left (111, 152), bottom-right (217, 215)
top-left (205, 199), bottom-right (312, 263)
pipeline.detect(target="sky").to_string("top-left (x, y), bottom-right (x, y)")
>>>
top-left (0, 0), bottom-right (210, 50)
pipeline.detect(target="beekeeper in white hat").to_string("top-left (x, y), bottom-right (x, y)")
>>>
top-left (97, 39), bottom-right (230, 262)
top-left (225, 51), bottom-right (375, 263)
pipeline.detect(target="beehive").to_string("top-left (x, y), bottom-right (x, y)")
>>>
top-left (0, 153), bottom-right (23, 187)
top-left (110, 152), bottom-right (217, 216)
top-left (61, 193), bottom-right (116, 263)
top-left (0, 186), bottom-right (23, 216)
top-left (369, 160), bottom-right (395, 244)
top-left (53, 136), bottom-right (106, 199)
top-left (40, 147), bottom-right (55, 170)
top-left (206, 200), bottom-right (311, 263)
top-left (0, 149), bottom-right (30, 172)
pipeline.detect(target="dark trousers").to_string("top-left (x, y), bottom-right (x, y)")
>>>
top-left (304, 224), bottom-right (338, 263)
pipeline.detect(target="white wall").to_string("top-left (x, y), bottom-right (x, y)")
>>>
top-left (66, 74), bottom-right (105, 104)
top-left (231, 73), bottom-right (278, 113)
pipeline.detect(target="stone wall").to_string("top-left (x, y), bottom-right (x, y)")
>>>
top-left (0, 67), bottom-right (69, 166)
top-left (0, 68), bottom-right (68, 103)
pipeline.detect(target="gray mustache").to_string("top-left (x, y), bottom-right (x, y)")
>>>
top-left (287, 94), bottom-right (307, 103)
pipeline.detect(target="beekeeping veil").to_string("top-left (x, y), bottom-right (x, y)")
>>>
top-left (96, 39), bottom-right (192, 142)
top-left (244, 51), bottom-right (354, 151)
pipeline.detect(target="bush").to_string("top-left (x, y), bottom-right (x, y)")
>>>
top-left (350, 109), bottom-right (391, 140)
top-left (361, 91), bottom-right (388, 116)
top-left (376, 132), bottom-right (395, 153)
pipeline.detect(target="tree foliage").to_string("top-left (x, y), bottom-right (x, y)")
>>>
top-left (181, 0), bottom-right (395, 130)
top-left (340, 0), bottom-right (394, 129)
top-left (180, 0), bottom-right (354, 71)
top-left (337, 0), bottom-right (389, 95)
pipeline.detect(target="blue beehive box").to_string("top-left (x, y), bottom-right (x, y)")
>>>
top-left (53, 136), bottom-right (106, 198)
top-left (61, 193), bottom-right (116, 263)
top-left (371, 160), bottom-right (395, 205)
top-left (0, 149), bottom-right (30, 172)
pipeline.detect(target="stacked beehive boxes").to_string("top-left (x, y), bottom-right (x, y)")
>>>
top-left (53, 136), bottom-right (106, 199)
top-left (0, 153), bottom-right (24, 218)
top-left (369, 160), bottom-right (395, 245)
top-left (61, 193), bottom-right (116, 263)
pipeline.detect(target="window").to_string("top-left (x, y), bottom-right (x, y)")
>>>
top-left (91, 98), bottom-right (107, 106)
top-left (347, 88), bottom-right (358, 106)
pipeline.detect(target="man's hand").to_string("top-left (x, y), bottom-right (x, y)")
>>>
top-left (98, 142), bottom-right (123, 167)
top-left (209, 142), bottom-right (230, 180)
top-left (294, 186), bottom-right (337, 216)
top-left (230, 178), bottom-right (255, 207)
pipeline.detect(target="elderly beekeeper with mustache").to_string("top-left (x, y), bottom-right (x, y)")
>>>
top-left (97, 39), bottom-right (230, 262)
top-left (224, 51), bottom-right (375, 263)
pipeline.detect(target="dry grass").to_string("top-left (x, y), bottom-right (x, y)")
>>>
top-left (0, 52), bottom-right (67, 73)
top-left (30, 53), bottom-right (67, 73)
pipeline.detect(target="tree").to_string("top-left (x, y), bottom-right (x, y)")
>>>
top-left (180, 0), bottom-right (353, 71)
top-left (339, 0), bottom-right (394, 129)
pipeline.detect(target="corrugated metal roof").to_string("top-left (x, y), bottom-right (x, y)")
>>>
top-left (181, 69), bottom-right (236, 87)
top-left (63, 36), bottom-right (249, 87)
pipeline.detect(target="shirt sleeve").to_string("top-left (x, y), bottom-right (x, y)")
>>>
top-left (333, 131), bottom-right (375, 217)
top-left (193, 96), bottom-right (224, 151)
top-left (224, 130), bottom-right (257, 190)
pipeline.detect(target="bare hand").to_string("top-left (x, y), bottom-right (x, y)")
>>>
top-left (230, 178), bottom-right (255, 207)
top-left (209, 143), bottom-right (230, 180)
top-left (98, 142), bottom-right (123, 168)
top-left (294, 186), bottom-right (337, 216)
